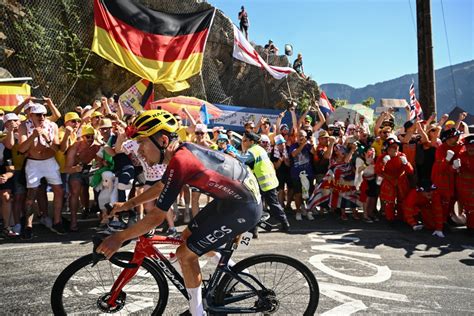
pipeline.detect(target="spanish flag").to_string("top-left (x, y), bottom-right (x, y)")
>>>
top-left (92, 0), bottom-right (215, 92)
top-left (0, 82), bottom-right (30, 112)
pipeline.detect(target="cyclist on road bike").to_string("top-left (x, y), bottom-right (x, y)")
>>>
top-left (97, 110), bottom-right (263, 316)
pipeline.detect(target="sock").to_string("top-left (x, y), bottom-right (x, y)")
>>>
top-left (187, 286), bottom-right (204, 316)
top-left (210, 252), bottom-right (236, 267)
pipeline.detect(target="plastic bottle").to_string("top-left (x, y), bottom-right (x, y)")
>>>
top-left (300, 171), bottom-right (310, 200)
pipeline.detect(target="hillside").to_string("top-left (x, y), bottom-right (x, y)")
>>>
top-left (0, 0), bottom-right (317, 112)
top-left (321, 60), bottom-right (474, 115)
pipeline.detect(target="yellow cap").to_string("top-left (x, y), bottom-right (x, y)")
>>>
top-left (81, 125), bottom-right (95, 136)
top-left (19, 114), bottom-right (27, 121)
top-left (0, 109), bottom-right (4, 115)
top-left (64, 112), bottom-right (81, 122)
top-left (445, 120), bottom-right (455, 126)
top-left (91, 111), bottom-right (103, 118)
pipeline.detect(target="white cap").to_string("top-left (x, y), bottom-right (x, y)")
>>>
top-left (29, 103), bottom-right (47, 114)
top-left (274, 134), bottom-right (286, 145)
top-left (23, 102), bottom-right (34, 111)
top-left (260, 134), bottom-right (270, 143)
top-left (195, 124), bottom-right (207, 133)
top-left (3, 113), bottom-right (20, 122)
top-left (83, 105), bottom-right (92, 111)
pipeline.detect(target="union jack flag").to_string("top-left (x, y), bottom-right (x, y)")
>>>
top-left (409, 80), bottom-right (423, 120)
top-left (307, 163), bottom-right (360, 211)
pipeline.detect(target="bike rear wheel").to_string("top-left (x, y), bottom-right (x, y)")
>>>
top-left (51, 252), bottom-right (168, 315)
top-left (213, 254), bottom-right (319, 315)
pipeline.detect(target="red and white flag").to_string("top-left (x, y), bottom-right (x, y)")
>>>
top-left (232, 25), bottom-right (295, 80)
top-left (409, 81), bottom-right (423, 120)
top-left (319, 90), bottom-right (335, 113)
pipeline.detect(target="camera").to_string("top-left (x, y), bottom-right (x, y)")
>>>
top-left (332, 128), bottom-right (341, 137)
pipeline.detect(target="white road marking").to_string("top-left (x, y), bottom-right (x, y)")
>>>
top-left (309, 253), bottom-right (392, 283)
top-left (320, 282), bottom-right (409, 302)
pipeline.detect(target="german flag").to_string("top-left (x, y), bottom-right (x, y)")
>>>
top-left (0, 82), bottom-right (30, 111)
top-left (92, 0), bottom-right (215, 92)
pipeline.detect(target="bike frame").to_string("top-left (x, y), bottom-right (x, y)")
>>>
top-left (104, 233), bottom-right (271, 313)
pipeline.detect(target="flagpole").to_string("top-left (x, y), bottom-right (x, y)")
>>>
top-left (286, 77), bottom-right (293, 102)
top-left (199, 73), bottom-right (208, 101)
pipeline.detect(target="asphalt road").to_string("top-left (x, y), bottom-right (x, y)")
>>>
top-left (1, 212), bottom-right (473, 315)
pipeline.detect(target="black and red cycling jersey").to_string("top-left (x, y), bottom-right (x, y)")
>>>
top-left (156, 143), bottom-right (259, 211)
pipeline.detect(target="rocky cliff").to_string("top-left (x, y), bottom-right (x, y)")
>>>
top-left (1, 0), bottom-right (318, 112)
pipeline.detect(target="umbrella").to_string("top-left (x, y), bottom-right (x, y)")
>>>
top-left (330, 104), bottom-right (374, 125)
top-left (146, 96), bottom-right (223, 120)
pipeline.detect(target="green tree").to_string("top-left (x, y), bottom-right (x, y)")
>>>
top-left (362, 97), bottom-right (375, 107)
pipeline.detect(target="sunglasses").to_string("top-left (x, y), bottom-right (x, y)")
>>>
top-left (195, 132), bottom-right (204, 135)
top-left (70, 120), bottom-right (81, 123)
top-left (100, 127), bottom-right (111, 131)
top-left (260, 141), bottom-right (269, 144)
top-left (34, 113), bottom-right (46, 117)
top-left (83, 135), bottom-right (94, 139)
top-left (217, 140), bottom-right (227, 144)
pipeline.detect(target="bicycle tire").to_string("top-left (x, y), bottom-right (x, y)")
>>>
top-left (213, 254), bottom-right (319, 315)
top-left (51, 252), bottom-right (169, 315)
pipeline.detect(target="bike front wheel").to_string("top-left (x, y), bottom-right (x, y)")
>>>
top-left (213, 254), bottom-right (319, 315)
top-left (51, 252), bottom-right (169, 315)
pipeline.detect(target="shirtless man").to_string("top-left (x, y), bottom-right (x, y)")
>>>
top-left (18, 103), bottom-right (64, 239)
top-left (64, 125), bottom-right (102, 231)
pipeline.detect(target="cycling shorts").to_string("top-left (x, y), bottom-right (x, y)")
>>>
top-left (186, 199), bottom-right (262, 256)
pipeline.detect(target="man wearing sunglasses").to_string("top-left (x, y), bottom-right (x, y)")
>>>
top-left (64, 125), bottom-right (102, 231)
top-left (18, 103), bottom-right (64, 238)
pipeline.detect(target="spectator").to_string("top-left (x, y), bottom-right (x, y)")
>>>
top-left (293, 53), bottom-right (306, 79)
top-left (241, 131), bottom-right (290, 234)
top-left (430, 128), bottom-right (463, 237)
top-left (264, 40), bottom-right (279, 55)
top-left (375, 137), bottom-right (414, 222)
top-left (244, 120), bottom-right (256, 133)
top-left (2, 113), bottom-right (24, 236)
top-left (312, 130), bottom-right (332, 185)
top-left (271, 134), bottom-right (293, 211)
top-left (289, 129), bottom-right (316, 221)
top-left (0, 126), bottom-right (15, 237)
top-left (18, 103), bottom-right (65, 239)
top-left (238, 5), bottom-right (249, 40)
top-left (256, 117), bottom-right (275, 143)
top-left (216, 133), bottom-right (239, 158)
top-left (64, 125), bottom-right (102, 231)
top-left (457, 135), bottom-right (474, 233)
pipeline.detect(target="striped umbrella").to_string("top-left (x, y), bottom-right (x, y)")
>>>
top-left (146, 96), bottom-right (222, 120)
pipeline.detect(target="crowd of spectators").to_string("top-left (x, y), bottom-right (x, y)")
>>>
top-left (0, 93), bottom-right (471, 242)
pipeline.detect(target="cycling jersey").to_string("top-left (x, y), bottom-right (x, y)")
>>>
top-left (156, 143), bottom-right (260, 211)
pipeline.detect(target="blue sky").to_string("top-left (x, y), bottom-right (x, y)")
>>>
top-left (210, 0), bottom-right (473, 88)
